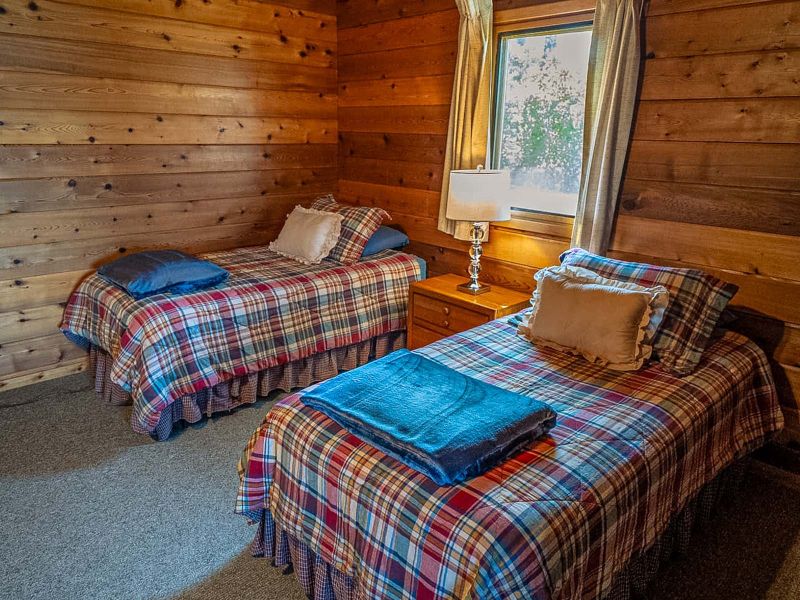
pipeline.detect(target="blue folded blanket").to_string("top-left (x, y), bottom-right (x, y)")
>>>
top-left (301, 349), bottom-right (556, 485)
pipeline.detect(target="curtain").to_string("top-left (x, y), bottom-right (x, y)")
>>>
top-left (571, 0), bottom-right (645, 254)
top-left (437, 0), bottom-right (493, 241)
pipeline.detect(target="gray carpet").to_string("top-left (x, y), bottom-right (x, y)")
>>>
top-left (0, 373), bottom-right (302, 600)
top-left (1, 373), bottom-right (799, 600)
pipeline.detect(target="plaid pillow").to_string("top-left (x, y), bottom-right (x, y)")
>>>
top-left (559, 248), bottom-right (738, 376)
top-left (312, 195), bottom-right (390, 265)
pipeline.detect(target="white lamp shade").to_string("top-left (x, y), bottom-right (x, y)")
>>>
top-left (446, 169), bottom-right (512, 222)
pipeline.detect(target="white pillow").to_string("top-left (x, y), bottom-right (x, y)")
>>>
top-left (269, 206), bottom-right (343, 265)
top-left (519, 265), bottom-right (669, 371)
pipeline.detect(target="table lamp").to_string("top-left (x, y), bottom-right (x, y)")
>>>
top-left (445, 168), bottom-right (511, 295)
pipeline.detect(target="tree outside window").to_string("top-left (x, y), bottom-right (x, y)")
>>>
top-left (494, 26), bottom-right (592, 217)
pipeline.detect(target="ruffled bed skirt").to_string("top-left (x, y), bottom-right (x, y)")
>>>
top-left (89, 331), bottom-right (406, 441)
top-left (249, 459), bottom-right (747, 600)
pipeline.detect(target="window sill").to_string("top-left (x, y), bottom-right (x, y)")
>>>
top-left (494, 211), bottom-right (574, 241)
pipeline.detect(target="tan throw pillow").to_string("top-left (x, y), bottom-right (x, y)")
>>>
top-left (519, 265), bottom-right (670, 371)
top-left (268, 206), bottom-right (343, 265)
top-left (559, 248), bottom-right (738, 375)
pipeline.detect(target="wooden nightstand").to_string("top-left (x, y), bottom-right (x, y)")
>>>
top-left (407, 274), bottom-right (531, 350)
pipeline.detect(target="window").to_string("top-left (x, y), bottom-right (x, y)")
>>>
top-left (492, 23), bottom-right (592, 219)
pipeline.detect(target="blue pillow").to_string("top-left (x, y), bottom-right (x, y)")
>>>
top-left (97, 250), bottom-right (229, 300)
top-left (362, 226), bottom-right (409, 257)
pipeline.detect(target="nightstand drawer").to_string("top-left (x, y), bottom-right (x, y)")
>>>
top-left (409, 324), bottom-right (444, 349)
top-left (413, 294), bottom-right (488, 333)
top-left (407, 274), bottom-right (531, 351)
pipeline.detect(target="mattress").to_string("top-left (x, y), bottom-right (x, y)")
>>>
top-left (236, 316), bottom-right (782, 599)
top-left (61, 246), bottom-right (424, 435)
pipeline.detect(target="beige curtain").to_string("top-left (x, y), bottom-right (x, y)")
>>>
top-left (571, 0), bottom-right (645, 254)
top-left (437, 0), bottom-right (494, 241)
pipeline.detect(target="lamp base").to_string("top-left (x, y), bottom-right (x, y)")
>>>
top-left (457, 281), bottom-right (491, 295)
top-left (458, 221), bottom-right (491, 295)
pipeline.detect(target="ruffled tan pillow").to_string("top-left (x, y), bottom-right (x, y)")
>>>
top-left (269, 206), bottom-right (343, 265)
top-left (519, 265), bottom-right (669, 371)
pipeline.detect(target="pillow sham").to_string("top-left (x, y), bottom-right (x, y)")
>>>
top-left (519, 265), bottom-right (669, 371)
top-left (363, 226), bottom-right (410, 256)
top-left (311, 195), bottom-right (390, 265)
top-left (268, 205), bottom-right (343, 265)
top-left (97, 250), bottom-right (229, 300)
top-left (559, 248), bottom-right (738, 375)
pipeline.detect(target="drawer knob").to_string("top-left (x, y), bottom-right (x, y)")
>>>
top-left (442, 320), bottom-right (450, 328)
top-left (442, 306), bottom-right (450, 315)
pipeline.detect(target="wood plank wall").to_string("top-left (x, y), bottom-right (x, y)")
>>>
top-left (336, 0), bottom-right (800, 436)
top-left (0, 0), bottom-right (338, 390)
top-left (620, 0), bottom-right (800, 436)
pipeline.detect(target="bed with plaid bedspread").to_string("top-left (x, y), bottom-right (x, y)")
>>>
top-left (236, 316), bottom-right (782, 599)
top-left (61, 246), bottom-right (422, 435)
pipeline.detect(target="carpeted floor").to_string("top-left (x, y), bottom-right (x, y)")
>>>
top-left (1, 373), bottom-right (800, 600)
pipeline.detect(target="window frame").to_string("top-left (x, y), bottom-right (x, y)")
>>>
top-left (490, 4), bottom-right (595, 239)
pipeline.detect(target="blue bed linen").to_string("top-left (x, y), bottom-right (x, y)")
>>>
top-left (411, 254), bottom-right (427, 279)
top-left (362, 226), bottom-right (410, 256)
top-left (301, 349), bottom-right (556, 485)
top-left (97, 250), bottom-right (228, 300)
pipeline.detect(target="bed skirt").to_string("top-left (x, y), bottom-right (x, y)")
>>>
top-left (89, 331), bottom-right (406, 441)
top-left (249, 459), bottom-right (747, 600)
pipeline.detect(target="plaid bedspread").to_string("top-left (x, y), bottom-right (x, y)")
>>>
top-left (61, 247), bottom-right (422, 434)
top-left (236, 317), bottom-right (782, 599)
